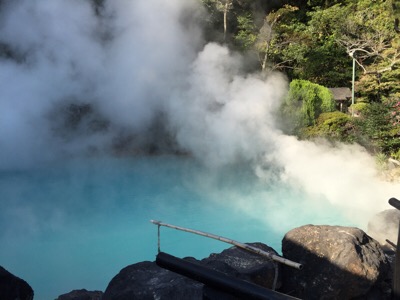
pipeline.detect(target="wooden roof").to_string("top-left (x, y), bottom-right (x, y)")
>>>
top-left (328, 87), bottom-right (352, 101)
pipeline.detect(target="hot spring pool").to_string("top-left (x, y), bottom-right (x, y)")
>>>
top-left (0, 155), bottom-right (354, 299)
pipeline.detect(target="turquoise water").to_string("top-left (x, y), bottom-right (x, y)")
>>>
top-left (0, 155), bottom-right (352, 299)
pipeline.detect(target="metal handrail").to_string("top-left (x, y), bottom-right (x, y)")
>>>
top-left (150, 220), bottom-right (302, 270)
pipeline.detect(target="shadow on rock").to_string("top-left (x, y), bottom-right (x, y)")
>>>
top-left (0, 266), bottom-right (34, 300)
top-left (281, 225), bottom-right (391, 299)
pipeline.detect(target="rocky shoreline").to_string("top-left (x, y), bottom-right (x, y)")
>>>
top-left (2, 210), bottom-right (400, 300)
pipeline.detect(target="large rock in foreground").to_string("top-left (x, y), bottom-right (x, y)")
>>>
top-left (102, 260), bottom-right (203, 300)
top-left (103, 242), bottom-right (280, 300)
top-left (202, 242), bottom-right (281, 289)
top-left (56, 289), bottom-right (103, 300)
top-left (281, 225), bottom-right (390, 300)
top-left (0, 266), bottom-right (34, 300)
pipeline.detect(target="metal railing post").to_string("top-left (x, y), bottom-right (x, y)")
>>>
top-left (388, 197), bottom-right (400, 299)
top-left (150, 220), bottom-right (302, 270)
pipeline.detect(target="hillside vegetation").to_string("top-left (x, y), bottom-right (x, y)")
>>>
top-left (202, 0), bottom-right (400, 160)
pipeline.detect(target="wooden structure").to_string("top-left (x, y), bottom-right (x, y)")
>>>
top-left (329, 87), bottom-right (352, 112)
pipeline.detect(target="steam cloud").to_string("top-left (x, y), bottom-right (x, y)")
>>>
top-left (0, 0), bottom-right (399, 230)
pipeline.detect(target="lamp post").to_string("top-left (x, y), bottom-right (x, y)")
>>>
top-left (349, 51), bottom-right (356, 117)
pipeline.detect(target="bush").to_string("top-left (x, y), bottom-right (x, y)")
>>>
top-left (301, 111), bottom-right (353, 142)
top-left (352, 102), bottom-right (400, 156)
top-left (280, 79), bottom-right (336, 134)
top-left (349, 102), bottom-right (369, 116)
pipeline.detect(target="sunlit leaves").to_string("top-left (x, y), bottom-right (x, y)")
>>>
top-left (280, 80), bottom-right (336, 133)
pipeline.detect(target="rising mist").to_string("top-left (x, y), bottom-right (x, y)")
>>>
top-left (0, 0), bottom-right (398, 230)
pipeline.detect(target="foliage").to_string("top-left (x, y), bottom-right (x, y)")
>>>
top-left (352, 102), bottom-right (400, 156)
top-left (200, 0), bottom-right (400, 86)
top-left (200, 0), bottom-right (271, 44)
top-left (280, 79), bottom-right (336, 133)
top-left (293, 37), bottom-right (351, 86)
top-left (256, 5), bottom-right (299, 72)
top-left (393, 149), bottom-right (400, 160)
top-left (198, 0), bottom-right (400, 156)
top-left (296, 5), bottom-right (352, 85)
top-left (306, 0), bottom-right (400, 90)
top-left (234, 4), bottom-right (300, 72)
top-left (392, 100), bottom-right (400, 126)
top-left (375, 152), bottom-right (389, 171)
top-left (349, 102), bottom-right (369, 115)
top-left (301, 111), bottom-right (354, 142)
top-left (234, 12), bottom-right (257, 50)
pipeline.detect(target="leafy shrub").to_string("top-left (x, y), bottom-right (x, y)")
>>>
top-left (352, 102), bottom-right (400, 156)
top-left (349, 102), bottom-right (369, 115)
top-left (392, 149), bottom-right (400, 160)
top-left (375, 152), bottom-right (388, 171)
top-left (301, 111), bottom-right (353, 142)
top-left (280, 79), bottom-right (336, 134)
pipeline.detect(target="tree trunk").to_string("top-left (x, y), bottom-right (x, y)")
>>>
top-left (261, 49), bottom-right (268, 72)
top-left (223, 2), bottom-right (228, 41)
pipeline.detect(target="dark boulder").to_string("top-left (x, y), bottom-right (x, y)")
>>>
top-left (201, 242), bottom-right (281, 289)
top-left (103, 243), bottom-right (281, 299)
top-left (0, 266), bottom-right (34, 300)
top-left (56, 289), bottom-right (103, 300)
top-left (281, 225), bottom-right (390, 300)
top-left (102, 260), bottom-right (203, 300)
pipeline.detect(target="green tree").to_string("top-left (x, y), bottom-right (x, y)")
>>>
top-left (202, 0), bottom-right (234, 42)
top-left (234, 4), bottom-right (300, 73)
top-left (250, 2), bottom-right (352, 85)
top-left (255, 5), bottom-right (299, 72)
top-left (235, 12), bottom-right (257, 50)
top-left (198, 0), bottom-right (400, 153)
top-left (353, 102), bottom-right (400, 156)
top-left (296, 4), bottom-right (352, 85)
top-left (335, 1), bottom-right (397, 74)
top-left (280, 79), bottom-right (336, 133)
top-left (301, 0), bottom-right (400, 98)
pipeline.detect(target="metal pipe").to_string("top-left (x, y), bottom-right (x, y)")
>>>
top-left (150, 220), bottom-right (302, 270)
top-left (389, 198), bottom-right (400, 210)
top-left (388, 198), bottom-right (400, 299)
top-left (386, 239), bottom-right (397, 250)
top-left (393, 220), bottom-right (400, 300)
top-left (351, 56), bottom-right (355, 116)
top-left (156, 251), bottom-right (301, 300)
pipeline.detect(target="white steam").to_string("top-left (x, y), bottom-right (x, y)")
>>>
top-left (0, 0), bottom-right (399, 231)
top-left (0, 0), bottom-right (204, 167)
top-left (170, 43), bottom-right (287, 166)
top-left (267, 137), bottom-right (396, 227)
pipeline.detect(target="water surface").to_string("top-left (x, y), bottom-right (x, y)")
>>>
top-left (0, 155), bottom-right (352, 299)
